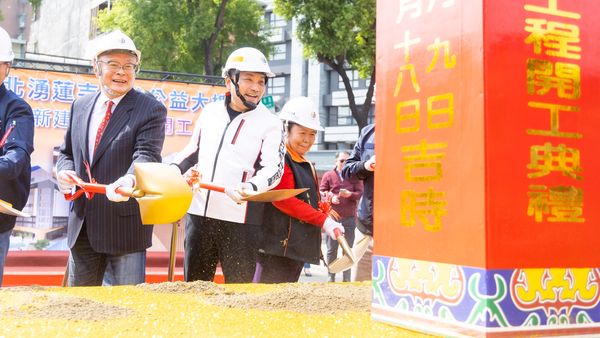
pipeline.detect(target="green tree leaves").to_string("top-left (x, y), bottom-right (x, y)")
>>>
top-left (98, 0), bottom-right (271, 75)
top-left (275, 0), bottom-right (376, 130)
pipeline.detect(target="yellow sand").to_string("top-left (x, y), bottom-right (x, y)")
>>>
top-left (0, 282), bottom-right (432, 337)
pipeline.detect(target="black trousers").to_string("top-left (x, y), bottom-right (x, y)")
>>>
top-left (253, 251), bottom-right (304, 284)
top-left (184, 214), bottom-right (258, 283)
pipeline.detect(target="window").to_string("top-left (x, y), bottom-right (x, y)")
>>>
top-left (268, 12), bottom-right (287, 28)
top-left (338, 70), bottom-right (361, 90)
top-left (337, 106), bottom-right (355, 126)
top-left (267, 77), bottom-right (286, 95)
top-left (270, 43), bottom-right (287, 61)
top-left (89, 1), bottom-right (110, 39)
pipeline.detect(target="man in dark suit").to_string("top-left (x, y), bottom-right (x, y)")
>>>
top-left (56, 30), bottom-right (166, 286)
top-left (0, 27), bottom-right (34, 287)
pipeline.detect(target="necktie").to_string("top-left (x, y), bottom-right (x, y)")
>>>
top-left (93, 100), bottom-right (114, 154)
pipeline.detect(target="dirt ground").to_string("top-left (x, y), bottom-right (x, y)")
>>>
top-left (1, 281), bottom-right (370, 321)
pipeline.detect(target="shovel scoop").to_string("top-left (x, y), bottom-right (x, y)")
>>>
top-left (327, 228), bottom-right (356, 274)
top-left (0, 198), bottom-right (31, 217)
top-left (65, 162), bottom-right (193, 224)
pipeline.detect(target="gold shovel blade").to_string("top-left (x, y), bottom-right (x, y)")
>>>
top-left (241, 188), bottom-right (308, 202)
top-left (328, 254), bottom-right (354, 274)
top-left (133, 163), bottom-right (193, 224)
top-left (0, 199), bottom-right (30, 217)
top-left (327, 234), bottom-right (355, 274)
top-left (352, 235), bottom-right (372, 263)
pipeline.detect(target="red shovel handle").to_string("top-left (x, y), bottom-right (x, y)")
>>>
top-left (63, 172), bottom-right (136, 198)
top-left (197, 182), bottom-right (226, 193)
top-left (333, 227), bottom-right (343, 239)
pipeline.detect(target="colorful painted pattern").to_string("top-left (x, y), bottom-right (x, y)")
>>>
top-left (372, 255), bottom-right (600, 335)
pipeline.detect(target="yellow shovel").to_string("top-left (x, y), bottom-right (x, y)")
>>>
top-left (65, 162), bottom-right (193, 224)
top-left (195, 182), bottom-right (307, 202)
top-left (62, 162), bottom-right (193, 286)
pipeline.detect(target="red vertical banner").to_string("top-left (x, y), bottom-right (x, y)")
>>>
top-left (485, 0), bottom-right (600, 268)
top-left (375, 0), bottom-right (486, 266)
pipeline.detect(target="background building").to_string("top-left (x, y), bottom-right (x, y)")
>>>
top-left (0, 0), bottom-right (32, 58)
top-left (2, 0), bottom-right (375, 170)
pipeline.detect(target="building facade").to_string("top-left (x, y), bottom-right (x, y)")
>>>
top-left (9, 0), bottom-right (374, 170)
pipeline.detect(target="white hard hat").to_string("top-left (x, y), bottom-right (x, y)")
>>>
top-left (0, 27), bottom-right (15, 62)
top-left (90, 30), bottom-right (141, 62)
top-left (279, 96), bottom-right (324, 131)
top-left (222, 47), bottom-right (274, 78)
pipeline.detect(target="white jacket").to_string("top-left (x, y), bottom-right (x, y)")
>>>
top-left (172, 100), bottom-right (285, 224)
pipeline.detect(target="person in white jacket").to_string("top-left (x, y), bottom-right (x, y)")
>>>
top-left (171, 47), bottom-right (285, 283)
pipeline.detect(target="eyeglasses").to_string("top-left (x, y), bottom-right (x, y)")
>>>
top-left (97, 60), bottom-right (138, 73)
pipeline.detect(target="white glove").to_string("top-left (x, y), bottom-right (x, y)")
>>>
top-left (364, 155), bottom-right (376, 171)
top-left (224, 182), bottom-right (254, 204)
top-left (57, 170), bottom-right (77, 193)
top-left (106, 175), bottom-right (135, 202)
top-left (323, 217), bottom-right (344, 240)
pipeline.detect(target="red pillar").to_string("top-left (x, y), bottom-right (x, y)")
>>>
top-left (374, 0), bottom-right (600, 336)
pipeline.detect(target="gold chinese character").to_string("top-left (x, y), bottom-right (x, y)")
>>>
top-left (427, 38), bottom-right (456, 72)
top-left (394, 64), bottom-right (421, 95)
top-left (527, 59), bottom-right (580, 99)
top-left (524, 0), bottom-right (581, 20)
top-left (427, 92), bottom-right (454, 129)
top-left (527, 185), bottom-right (584, 223)
top-left (526, 101), bottom-right (582, 139)
top-left (396, 99), bottom-right (420, 133)
top-left (402, 140), bottom-right (447, 182)
top-left (394, 30), bottom-right (422, 63)
top-left (527, 142), bottom-right (582, 179)
top-left (401, 188), bottom-right (447, 232)
top-left (524, 19), bottom-right (581, 60)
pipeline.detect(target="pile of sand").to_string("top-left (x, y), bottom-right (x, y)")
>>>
top-left (139, 280), bottom-right (371, 314)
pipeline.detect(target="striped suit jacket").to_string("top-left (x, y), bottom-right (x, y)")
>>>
top-left (56, 89), bottom-right (166, 254)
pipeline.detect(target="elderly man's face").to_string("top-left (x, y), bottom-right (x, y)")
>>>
top-left (93, 52), bottom-right (138, 99)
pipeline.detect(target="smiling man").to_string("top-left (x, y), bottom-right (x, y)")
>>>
top-left (56, 30), bottom-right (167, 286)
top-left (171, 47), bottom-right (285, 283)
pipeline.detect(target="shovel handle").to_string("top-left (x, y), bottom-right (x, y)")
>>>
top-left (197, 182), bottom-right (226, 193)
top-left (334, 228), bottom-right (343, 239)
top-left (64, 172), bottom-right (140, 198)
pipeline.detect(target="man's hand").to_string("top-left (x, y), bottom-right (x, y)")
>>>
top-left (224, 182), bottom-right (254, 204)
top-left (323, 217), bottom-right (344, 240)
top-left (183, 165), bottom-right (202, 190)
top-left (106, 175), bottom-right (135, 202)
top-left (57, 170), bottom-right (77, 194)
top-left (364, 155), bottom-right (376, 171)
top-left (338, 188), bottom-right (351, 198)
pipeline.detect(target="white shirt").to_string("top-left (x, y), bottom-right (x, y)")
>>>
top-left (88, 92), bottom-right (125, 162)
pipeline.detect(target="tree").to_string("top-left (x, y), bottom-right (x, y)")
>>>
top-left (275, 0), bottom-right (376, 131)
top-left (98, 0), bottom-right (272, 75)
top-left (33, 239), bottom-right (49, 250)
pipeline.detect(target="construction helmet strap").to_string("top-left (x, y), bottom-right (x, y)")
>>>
top-left (229, 68), bottom-right (258, 111)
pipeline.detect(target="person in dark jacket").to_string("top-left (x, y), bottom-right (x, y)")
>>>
top-left (254, 96), bottom-right (343, 283)
top-left (56, 31), bottom-right (166, 286)
top-left (320, 151), bottom-right (363, 282)
top-left (0, 27), bottom-right (34, 286)
top-left (342, 124), bottom-right (375, 281)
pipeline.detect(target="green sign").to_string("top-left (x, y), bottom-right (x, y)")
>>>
top-left (262, 95), bottom-right (274, 109)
